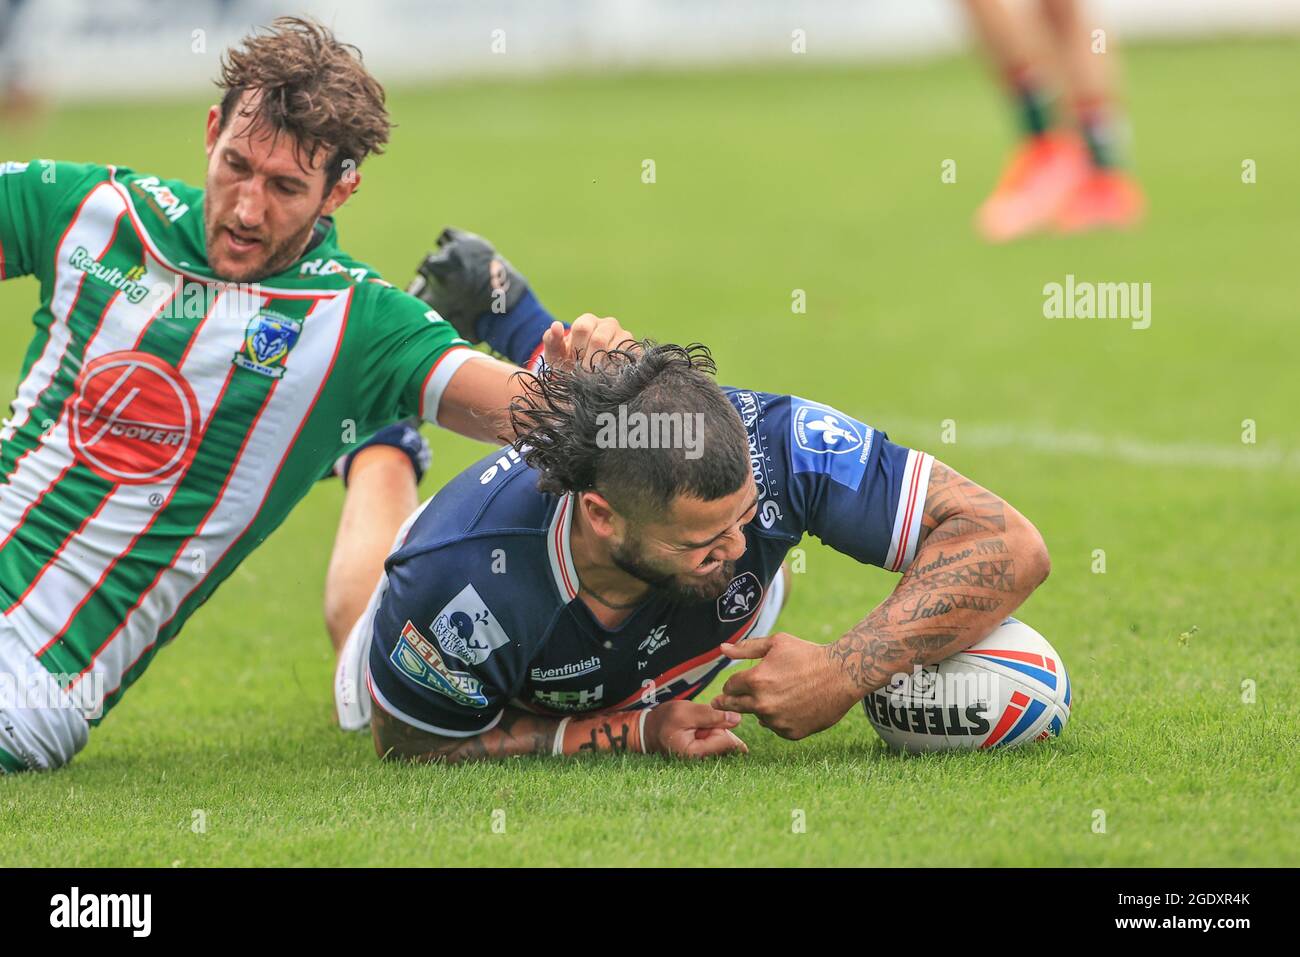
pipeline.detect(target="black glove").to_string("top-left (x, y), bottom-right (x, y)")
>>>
top-left (407, 227), bottom-right (529, 344)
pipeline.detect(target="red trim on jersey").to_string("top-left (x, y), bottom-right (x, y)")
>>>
top-left (4, 484), bottom-right (114, 615)
top-left (608, 609), bottom-right (761, 710)
top-left (6, 283), bottom-right (203, 614)
top-left (553, 495), bottom-right (577, 600)
top-left (62, 361), bottom-right (258, 676)
top-left (173, 285), bottom-right (234, 369)
top-left (525, 340), bottom-right (546, 371)
top-left (416, 344), bottom-right (473, 423)
top-left (0, 228), bottom-right (7, 280)
top-left (0, 462), bottom-right (77, 557)
top-left (1, 197), bottom-right (126, 477)
top-left (0, 224), bottom-right (133, 493)
top-left (891, 453), bottom-right (925, 572)
top-left (39, 361), bottom-right (242, 661)
top-left (94, 292), bottom-right (353, 698)
top-left (107, 170), bottom-right (235, 289)
top-left (0, 257), bottom-right (129, 547)
top-left (0, 208), bottom-right (153, 558)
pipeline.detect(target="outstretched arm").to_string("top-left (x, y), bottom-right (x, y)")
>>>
top-left (712, 460), bottom-right (1050, 739)
top-left (435, 313), bottom-right (631, 444)
top-left (372, 699), bottom-right (747, 764)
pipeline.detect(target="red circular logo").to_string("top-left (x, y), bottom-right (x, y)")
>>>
top-left (71, 351), bottom-right (200, 484)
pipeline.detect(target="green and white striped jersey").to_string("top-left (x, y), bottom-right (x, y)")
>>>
top-left (0, 159), bottom-right (479, 721)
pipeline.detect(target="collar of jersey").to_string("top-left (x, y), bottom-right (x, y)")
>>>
top-left (109, 166), bottom-right (345, 290)
top-left (546, 492), bottom-right (581, 603)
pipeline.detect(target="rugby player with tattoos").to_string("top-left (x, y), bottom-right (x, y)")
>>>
top-left (332, 341), bottom-right (1050, 761)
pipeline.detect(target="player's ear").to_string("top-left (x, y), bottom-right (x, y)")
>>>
top-left (205, 105), bottom-right (223, 158)
top-left (579, 491), bottom-right (619, 540)
top-left (321, 165), bottom-right (361, 216)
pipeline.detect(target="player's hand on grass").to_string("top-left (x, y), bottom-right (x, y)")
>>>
top-left (711, 633), bottom-right (859, 741)
top-left (408, 226), bottom-right (528, 343)
top-left (644, 700), bottom-right (749, 758)
top-left (541, 313), bottom-right (636, 371)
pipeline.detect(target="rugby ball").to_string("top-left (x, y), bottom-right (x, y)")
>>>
top-left (862, 617), bottom-right (1071, 753)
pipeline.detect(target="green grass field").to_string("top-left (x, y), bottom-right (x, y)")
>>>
top-left (1, 37), bottom-right (1297, 866)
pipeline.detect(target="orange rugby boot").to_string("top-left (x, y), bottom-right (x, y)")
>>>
top-left (975, 132), bottom-right (1090, 243)
top-left (1052, 168), bottom-right (1147, 235)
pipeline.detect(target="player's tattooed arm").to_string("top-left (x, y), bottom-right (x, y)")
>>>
top-left (826, 460), bottom-right (1051, 697)
top-left (371, 704), bottom-right (647, 765)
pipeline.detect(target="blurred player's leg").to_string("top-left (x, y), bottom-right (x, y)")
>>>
top-left (1038, 0), bottom-right (1146, 232)
top-left (322, 422), bottom-right (431, 655)
top-left (332, 483), bottom-right (437, 730)
top-left (325, 424), bottom-right (432, 729)
top-left (962, 0), bottom-right (1089, 242)
top-left (0, 0), bottom-right (41, 124)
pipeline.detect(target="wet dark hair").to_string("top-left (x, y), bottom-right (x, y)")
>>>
top-left (217, 17), bottom-right (389, 194)
top-left (508, 341), bottom-right (751, 521)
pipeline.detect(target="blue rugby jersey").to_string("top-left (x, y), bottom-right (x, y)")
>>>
top-left (367, 388), bottom-right (934, 736)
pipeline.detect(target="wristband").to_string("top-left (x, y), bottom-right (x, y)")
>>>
top-left (551, 717), bottom-right (571, 756)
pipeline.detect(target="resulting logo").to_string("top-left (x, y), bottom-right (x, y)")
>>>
top-left (717, 571), bottom-right (763, 622)
top-left (71, 351), bottom-right (200, 484)
top-left (793, 405), bottom-right (864, 455)
top-left (233, 310), bottom-right (301, 379)
top-left (390, 620), bottom-right (490, 709)
top-left (430, 583), bottom-right (511, 665)
top-left (68, 247), bottom-right (150, 304)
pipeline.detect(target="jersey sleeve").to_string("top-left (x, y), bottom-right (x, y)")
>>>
top-left (355, 282), bottom-right (485, 428)
top-left (0, 160), bottom-right (104, 283)
top-left (772, 393), bottom-right (935, 573)
top-left (367, 544), bottom-right (536, 737)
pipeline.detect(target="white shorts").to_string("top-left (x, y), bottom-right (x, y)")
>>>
top-left (750, 565), bottom-right (787, 639)
top-left (334, 570), bottom-right (391, 731)
top-left (0, 626), bottom-right (90, 773)
top-left (334, 497), bottom-right (434, 732)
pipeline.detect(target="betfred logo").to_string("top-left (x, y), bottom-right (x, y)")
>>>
top-left (71, 351), bottom-right (199, 484)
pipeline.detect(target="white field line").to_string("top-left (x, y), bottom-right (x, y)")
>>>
top-left (880, 420), bottom-right (1300, 474)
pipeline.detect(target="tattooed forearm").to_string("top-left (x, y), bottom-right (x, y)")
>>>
top-left (372, 704), bottom-right (647, 764)
top-left (373, 705), bottom-right (556, 765)
top-left (827, 461), bottom-right (1050, 695)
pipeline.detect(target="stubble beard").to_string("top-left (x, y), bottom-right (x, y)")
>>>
top-left (609, 537), bottom-right (736, 605)
top-left (203, 203), bottom-right (323, 284)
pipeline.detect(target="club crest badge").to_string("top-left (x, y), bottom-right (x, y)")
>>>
top-left (789, 398), bottom-right (873, 491)
top-left (233, 309), bottom-right (301, 379)
top-left (718, 571), bottom-right (764, 622)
